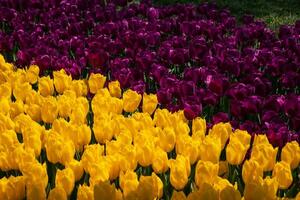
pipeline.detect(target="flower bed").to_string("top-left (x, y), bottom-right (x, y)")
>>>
top-left (0, 55), bottom-right (299, 199)
top-left (0, 1), bottom-right (300, 146)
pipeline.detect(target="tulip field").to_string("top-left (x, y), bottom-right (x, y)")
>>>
top-left (0, 0), bottom-right (300, 199)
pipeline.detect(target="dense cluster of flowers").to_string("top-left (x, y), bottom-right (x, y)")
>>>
top-left (0, 55), bottom-right (299, 199)
top-left (0, 0), bottom-right (300, 146)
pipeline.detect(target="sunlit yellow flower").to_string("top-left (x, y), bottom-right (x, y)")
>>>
top-left (281, 141), bottom-right (300, 169)
top-left (171, 191), bottom-right (186, 200)
top-left (242, 160), bottom-right (263, 184)
top-left (142, 93), bottom-right (158, 115)
top-left (199, 135), bottom-right (221, 164)
top-left (209, 122), bottom-right (232, 149)
top-left (195, 160), bottom-right (219, 188)
top-left (66, 160), bottom-right (84, 181)
top-left (88, 73), bottom-right (106, 94)
top-left (77, 185), bottom-right (94, 200)
top-left (158, 127), bottom-right (176, 153)
top-left (56, 168), bottom-right (75, 195)
top-left (26, 65), bottom-right (39, 84)
top-left (41, 96), bottom-right (58, 123)
top-left (169, 155), bottom-right (190, 190)
top-left (48, 186), bottom-right (67, 200)
top-left (120, 170), bottom-right (139, 197)
top-left (152, 147), bottom-right (169, 174)
top-left (70, 80), bottom-right (88, 97)
top-left (123, 89), bottom-right (142, 113)
top-left (226, 136), bottom-right (249, 165)
top-left (38, 76), bottom-right (54, 97)
top-left (192, 117), bottom-right (206, 141)
top-left (53, 69), bottom-right (72, 94)
top-left (272, 161), bottom-right (293, 189)
top-left (108, 80), bottom-right (121, 98)
top-left (251, 143), bottom-right (278, 171)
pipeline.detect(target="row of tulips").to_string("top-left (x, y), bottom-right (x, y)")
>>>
top-left (0, 0), bottom-right (300, 146)
top-left (0, 55), bottom-right (299, 199)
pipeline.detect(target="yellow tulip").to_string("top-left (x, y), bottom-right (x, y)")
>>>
top-left (77, 185), bottom-right (94, 200)
top-left (57, 95), bottom-right (74, 118)
top-left (13, 82), bottom-right (32, 101)
top-left (0, 82), bottom-right (11, 100)
top-left (142, 93), bottom-right (158, 115)
top-left (56, 168), bottom-right (75, 195)
top-left (24, 103), bottom-right (41, 122)
top-left (242, 160), bottom-right (263, 184)
top-left (123, 89), bottom-right (142, 113)
top-left (158, 127), bottom-right (176, 152)
top-left (272, 161), bottom-right (293, 189)
top-left (120, 170), bottom-right (139, 197)
top-left (66, 160), bottom-right (84, 181)
top-left (195, 160), bottom-right (219, 188)
top-left (26, 65), bottom-right (39, 84)
top-left (5, 176), bottom-right (26, 200)
top-left (53, 69), bottom-right (72, 94)
top-left (171, 191), bottom-right (187, 200)
top-left (199, 135), bottom-right (221, 164)
top-left (81, 144), bottom-right (104, 172)
top-left (48, 186), bottom-right (67, 200)
top-left (0, 98), bottom-right (10, 115)
top-left (9, 100), bottom-right (24, 119)
top-left (281, 141), bottom-right (300, 169)
top-left (41, 96), bottom-right (58, 123)
top-left (88, 73), bottom-right (106, 94)
top-left (226, 136), bottom-right (249, 165)
top-left (251, 143), bottom-right (278, 171)
top-left (70, 80), bottom-right (88, 97)
top-left (169, 155), bottom-right (190, 190)
top-left (244, 177), bottom-right (278, 200)
top-left (94, 181), bottom-right (118, 200)
top-left (152, 147), bottom-right (169, 174)
top-left (187, 183), bottom-right (218, 200)
top-left (209, 122), bottom-right (232, 149)
top-left (108, 80), bottom-right (122, 98)
top-left (219, 185), bottom-right (241, 200)
top-left (38, 76), bottom-right (54, 97)
top-left (192, 117), bottom-right (206, 141)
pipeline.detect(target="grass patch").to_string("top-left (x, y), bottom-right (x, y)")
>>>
top-left (153, 0), bottom-right (300, 29)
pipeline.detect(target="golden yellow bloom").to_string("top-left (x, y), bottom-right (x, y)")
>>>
top-left (56, 168), bottom-right (75, 195)
top-left (199, 135), bottom-right (221, 164)
top-left (77, 185), bottom-right (94, 200)
top-left (171, 191), bottom-right (187, 200)
top-left (0, 113), bottom-right (15, 132)
top-left (57, 94), bottom-right (74, 118)
top-left (169, 155), bottom-right (190, 190)
top-left (4, 176), bottom-right (26, 200)
top-left (158, 127), bottom-right (176, 152)
top-left (120, 170), bottom-right (139, 197)
top-left (22, 125), bottom-right (42, 157)
top-left (24, 103), bottom-right (41, 122)
top-left (108, 80), bottom-right (121, 98)
top-left (89, 160), bottom-right (110, 187)
top-left (192, 117), bottom-right (206, 141)
top-left (93, 117), bottom-right (116, 144)
top-left (195, 160), bottom-right (219, 188)
top-left (253, 134), bottom-right (270, 146)
top-left (209, 122), bottom-right (232, 149)
top-left (38, 76), bottom-right (54, 96)
top-left (226, 136), bottom-right (249, 165)
top-left (244, 177), bottom-right (278, 200)
top-left (232, 129), bottom-right (251, 146)
top-left (106, 155), bottom-right (121, 181)
top-left (119, 145), bottom-right (137, 172)
top-left (41, 96), bottom-right (58, 123)
top-left (53, 69), bottom-right (72, 94)
top-left (142, 93), bottom-right (158, 115)
top-left (136, 139), bottom-right (154, 167)
top-left (219, 185), bottom-right (241, 200)
top-left (272, 161), bottom-right (293, 189)
top-left (242, 160), bottom-right (264, 184)
top-left (13, 82), bottom-right (32, 101)
top-left (152, 147), bottom-right (169, 174)
top-left (9, 100), bottom-right (24, 119)
top-left (0, 82), bottom-right (11, 100)
top-left (88, 73), bottom-right (106, 94)
top-left (123, 89), bottom-right (142, 113)
top-left (94, 181), bottom-right (119, 200)
top-left (0, 98), bottom-right (10, 115)
top-left (137, 173), bottom-right (163, 199)
top-left (66, 160), bottom-right (84, 181)
top-left (48, 186), bottom-right (67, 200)
top-left (26, 65), bottom-right (39, 84)
top-left (188, 183), bottom-right (218, 200)
top-left (81, 144), bottom-right (104, 172)
top-left (45, 130), bottom-right (75, 165)
top-left (251, 143), bottom-right (278, 171)
top-left (70, 80), bottom-right (88, 97)
top-left (281, 141), bottom-right (300, 169)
